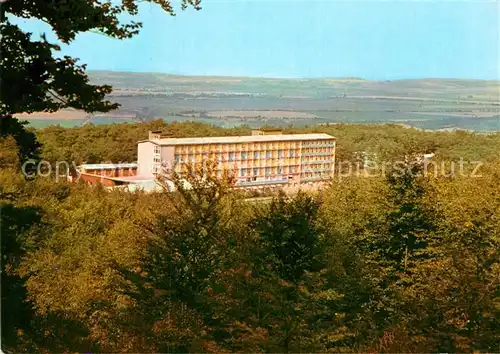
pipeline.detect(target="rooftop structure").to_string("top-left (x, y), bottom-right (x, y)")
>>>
top-left (141, 133), bottom-right (334, 146)
top-left (72, 163), bottom-right (138, 187)
top-left (251, 128), bottom-right (283, 136)
top-left (79, 163), bottom-right (138, 170)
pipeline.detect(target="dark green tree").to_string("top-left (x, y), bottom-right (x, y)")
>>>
top-left (253, 192), bottom-right (323, 284)
top-left (365, 159), bottom-right (439, 275)
top-left (0, 117), bottom-right (40, 167)
top-left (246, 192), bottom-right (346, 352)
top-left (122, 162), bottom-right (241, 352)
top-left (352, 158), bottom-right (442, 351)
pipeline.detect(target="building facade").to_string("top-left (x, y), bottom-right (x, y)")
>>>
top-left (137, 130), bottom-right (336, 188)
top-left (71, 163), bottom-right (138, 186)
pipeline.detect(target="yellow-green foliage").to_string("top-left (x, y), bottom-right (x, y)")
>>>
top-left (2, 123), bottom-right (500, 353)
top-left (36, 121), bottom-right (500, 165)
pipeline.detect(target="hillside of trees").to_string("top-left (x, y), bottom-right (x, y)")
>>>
top-left (1, 121), bottom-right (499, 353)
top-left (35, 120), bottom-right (500, 165)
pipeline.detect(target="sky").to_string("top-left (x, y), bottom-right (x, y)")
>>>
top-left (11, 0), bottom-right (500, 80)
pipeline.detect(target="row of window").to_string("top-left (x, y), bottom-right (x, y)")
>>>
top-left (176, 146), bottom-right (301, 152)
top-left (302, 169), bottom-right (332, 174)
top-left (173, 147), bottom-right (333, 156)
top-left (167, 164), bottom-right (333, 178)
top-left (303, 159), bottom-right (334, 164)
top-left (171, 160), bottom-right (302, 170)
top-left (172, 157), bottom-right (334, 165)
top-left (174, 143), bottom-right (304, 153)
top-left (302, 164), bottom-right (333, 170)
top-left (168, 166), bottom-right (296, 177)
top-left (174, 150), bottom-right (298, 162)
top-left (164, 156), bottom-right (333, 168)
top-left (301, 172), bottom-right (330, 178)
top-left (302, 157), bottom-right (335, 163)
top-left (172, 150), bottom-right (333, 162)
top-left (302, 142), bottom-right (335, 148)
top-left (173, 140), bottom-right (334, 151)
top-left (302, 147), bottom-right (334, 153)
top-left (239, 166), bottom-right (297, 177)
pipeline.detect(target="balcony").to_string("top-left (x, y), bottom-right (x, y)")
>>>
top-left (302, 152), bottom-right (333, 157)
top-left (300, 176), bottom-right (328, 182)
top-left (301, 159), bottom-right (334, 164)
top-left (237, 179), bottom-right (289, 187)
top-left (302, 169), bottom-right (333, 176)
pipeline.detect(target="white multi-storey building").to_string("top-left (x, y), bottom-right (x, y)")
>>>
top-left (137, 129), bottom-right (336, 188)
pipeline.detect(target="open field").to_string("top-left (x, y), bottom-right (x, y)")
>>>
top-left (16, 110), bottom-right (89, 120)
top-left (22, 71), bottom-right (500, 131)
top-left (205, 110), bottom-right (318, 119)
top-left (25, 117), bottom-right (138, 129)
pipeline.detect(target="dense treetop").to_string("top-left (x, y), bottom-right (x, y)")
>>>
top-left (1, 134), bottom-right (499, 351)
top-left (34, 120), bottom-right (500, 165)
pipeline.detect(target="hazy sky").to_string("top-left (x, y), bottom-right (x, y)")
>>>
top-left (12, 0), bottom-right (500, 80)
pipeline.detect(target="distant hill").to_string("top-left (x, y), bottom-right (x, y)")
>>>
top-left (88, 71), bottom-right (500, 102)
top-left (23, 71), bottom-right (500, 132)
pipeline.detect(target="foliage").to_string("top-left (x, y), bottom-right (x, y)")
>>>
top-left (34, 121), bottom-right (500, 168)
top-left (0, 117), bottom-right (41, 167)
top-left (2, 121), bottom-right (500, 352)
top-left (245, 192), bottom-right (348, 352)
top-left (132, 161), bottom-right (240, 349)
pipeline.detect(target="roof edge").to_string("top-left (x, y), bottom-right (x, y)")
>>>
top-left (141, 133), bottom-right (336, 146)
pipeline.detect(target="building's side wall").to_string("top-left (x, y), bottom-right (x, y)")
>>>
top-left (332, 140), bottom-right (336, 176)
top-left (79, 173), bottom-right (118, 187)
top-left (299, 138), bottom-right (336, 183)
top-left (137, 142), bottom-right (155, 178)
top-left (160, 146), bottom-right (175, 173)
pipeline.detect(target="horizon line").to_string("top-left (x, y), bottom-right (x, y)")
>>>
top-left (87, 69), bottom-right (500, 83)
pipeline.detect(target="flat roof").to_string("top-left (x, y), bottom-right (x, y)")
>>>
top-left (79, 163), bottom-right (138, 170)
top-left (106, 180), bottom-right (165, 193)
top-left (106, 175), bottom-right (153, 182)
top-left (140, 133), bottom-right (335, 146)
top-left (106, 178), bottom-right (192, 192)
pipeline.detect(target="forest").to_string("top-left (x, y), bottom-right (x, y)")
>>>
top-left (35, 120), bottom-right (500, 165)
top-left (1, 120), bottom-right (499, 353)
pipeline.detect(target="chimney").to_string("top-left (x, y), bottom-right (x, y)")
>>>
top-left (251, 128), bottom-right (283, 136)
top-left (149, 131), bottom-right (162, 140)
